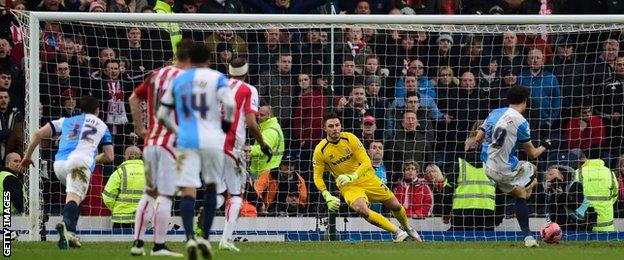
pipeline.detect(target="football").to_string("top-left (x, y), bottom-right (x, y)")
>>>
top-left (540, 222), bottom-right (563, 244)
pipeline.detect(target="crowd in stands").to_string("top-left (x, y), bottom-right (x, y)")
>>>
top-left (0, 0), bottom-right (623, 230)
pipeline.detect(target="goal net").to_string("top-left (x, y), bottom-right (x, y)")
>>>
top-left (13, 11), bottom-right (624, 242)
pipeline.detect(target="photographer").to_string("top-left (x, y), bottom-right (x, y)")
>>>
top-left (544, 165), bottom-right (596, 231)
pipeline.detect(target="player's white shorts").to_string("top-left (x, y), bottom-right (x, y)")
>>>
top-left (217, 150), bottom-right (246, 195)
top-left (143, 146), bottom-right (178, 196)
top-left (485, 161), bottom-right (535, 193)
top-left (176, 148), bottom-right (224, 188)
top-left (54, 157), bottom-right (92, 200)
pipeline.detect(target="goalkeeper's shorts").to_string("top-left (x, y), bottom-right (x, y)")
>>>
top-left (340, 176), bottom-right (394, 207)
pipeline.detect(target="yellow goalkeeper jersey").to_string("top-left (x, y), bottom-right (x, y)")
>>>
top-left (312, 132), bottom-right (375, 192)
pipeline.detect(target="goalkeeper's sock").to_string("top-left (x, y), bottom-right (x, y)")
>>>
top-left (180, 196), bottom-right (196, 241)
top-left (221, 196), bottom-right (243, 243)
top-left (515, 198), bottom-right (532, 237)
top-left (133, 194), bottom-right (155, 241)
top-left (201, 187), bottom-right (217, 240)
top-left (153, 196), bottom-right (172, 244)
top-left (392, 207), bottom-right (410, 229)
top-left (61, 201), bottom-right (79, 232)
top-left (366, 210), bottom-right (399, 233)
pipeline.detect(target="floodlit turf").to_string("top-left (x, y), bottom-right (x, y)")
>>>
top-left (9, 241), bottom-right (624, 260)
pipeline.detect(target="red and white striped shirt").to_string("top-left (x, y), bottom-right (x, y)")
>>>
top-left (133, 66), bottom-right (184, 155)
top-left (224, 79), bottom-right (259, 153)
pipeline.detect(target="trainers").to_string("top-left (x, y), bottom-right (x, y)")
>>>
top-left (186, 239), bottom-right (199, 260)
top-left (218, 240), bottom-right (240, 252)
top-left (151, 247), bottom-right (184, 258)
top-left (403, 226), bottom-right (423, 242)
top-left (55, 223), bottom-right (69, 250)
top-left (196, 237), bottom-right (214, 259)
top-left (393, 229), bottom-right (409, 242)
top-left (67, 232), bottom-right (81, 248)
top-left (524, 235), bottom-right (539, 248)
top-left (130, 240), bottom-right (145, 256)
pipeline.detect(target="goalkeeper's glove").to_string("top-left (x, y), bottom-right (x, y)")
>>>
top-left (336, 173), bottom-right (358, 187)
top-left (260, 144), bottom-right (273, 163)
top-left (322, 190), bottom-right (340, 212)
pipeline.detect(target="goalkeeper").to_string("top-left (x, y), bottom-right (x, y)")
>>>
top-left (313, 113), bottom-right (422, 242)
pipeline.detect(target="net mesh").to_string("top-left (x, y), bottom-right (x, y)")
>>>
top-left (14, 11), bottom-right (624, 241)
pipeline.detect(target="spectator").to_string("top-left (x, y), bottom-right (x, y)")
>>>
top-left (153, 0), bottom-right (182, 57)
top-left (364, 76), bottom-right (387, 128)
top-left (585, 39), bottom-right (619, 91)
top-left (437, 71), bottom-right (486, 156)
top-left (393, 161), bottom-right (433, 218)
top-left (342, 84), bottom-right (369, 133)
top-left (205, 30), bottom-right (247, 69)
top-left (36, 0), bottom-right (69, 11)
top-left (496, 31), bottom-right (525, 76)
top-left (60, 88), bottom-right (81, 118)
top-left (564, 103), bottom-right (605, 151)
top-left (423, 163), bottom-right (453, 218)
top-left (544, 164), bottom-right (596, 231)
top-left (459, 35), bottom-right (487, 76)
top-left (426, 32), bottom-right (459, 77)
top-left (299, 28), bottom-right (329, 76)
top-left (431, 66), bottom-right (459, 92)
top-left (360, 115), bottom-right (383, 145)
top-left (336, 27), bottom-right (374, 71)
top-left (250, 105), bottom-right (285, 176)
top-left (89, 1), bottom-right (106, 12)
top-left (449, 158), bottom-right (497, 231)
top-left (575, 150), bottom-right (619, 231)
top-left (517, 48), bottom-right (561, 129)
top-left (255, 152), bottom-right (308, 215)
top-left (385, 32), bottom-right (422, 79)
top-left (258, 52), bottom-right (296, 134)
top-left (334, 56), bottom-right (357, 96)
top-left (518, 32), bottom-right (554, 65)
top-left (368, 141), bottom-right (388, 185)
top-left (385, 110), bottom-right (434, 174)
top-left (491, 70), bottom-right (517, 108)
top-left (478, 59), bottom-right (503, 109)
top-left (102, 146), bottom-right (145, 229)
top-left (90, 47), bottom-right (117, 81)
top-left (596, 56), bottom-right (624, 153)
top-left (358, 55), bottom-right (389, 79)
top-left (0, 69), bottom-right (22, 111)
top-left (293, 72), bottom-right (327, 151)
top-left (246, 0), bottom-right (327, 14)
top-left (109, 0), bottom-right (149, 12)
top-left (0, 89), bottom-right (22, 161)
top-left (396, 59), bottom-right (437, 100)
top-left (547, 36), bottom-right (584, 121)
top-left (249, 28), bottom-right (282, 79)
top-left (197, 0), bottom-right (246, 13)
top-left (0, 152), bottom-right (24, 214)
top-left (120, 27), bottom-right (163, 78)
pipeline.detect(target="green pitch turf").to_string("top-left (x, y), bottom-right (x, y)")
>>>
top-left (9, 241), bottom-right (624, 260)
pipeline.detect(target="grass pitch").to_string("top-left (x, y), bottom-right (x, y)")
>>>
top-left (10, 241), bottom-right (624, 260)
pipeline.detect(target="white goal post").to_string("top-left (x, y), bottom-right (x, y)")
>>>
top-left (16, 11), bottom-right (624, 242)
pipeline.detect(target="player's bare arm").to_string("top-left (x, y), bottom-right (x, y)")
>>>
top-left (19, 123), bottom-right (53, 171)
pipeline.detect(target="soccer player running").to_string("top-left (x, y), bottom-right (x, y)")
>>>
top-left (127, 40), bottom-right (192, 257)
top-left (216, 57), bottom-right (272, 252)
top-left (20, 96), bottom-right (114, 249)
top-left (157, 41), bottom-right (236, 260)
top-left (313, 113), bottom-right (422, 242)
top-left (465, 85), bottom-right (549, 248)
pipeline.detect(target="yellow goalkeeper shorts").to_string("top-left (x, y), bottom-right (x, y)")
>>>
top-left (339, 176), bottom-right (394, 207)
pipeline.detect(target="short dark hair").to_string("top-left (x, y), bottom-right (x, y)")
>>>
top-left (230, 56), bottom-right (247, 68)
top-left (175, 38), bottom-right (193, 62)
top-left (323, 112), bottom-right (341, 125)
top-left (79, 95), bottom-right (100, 114)
top-left (188, 41), bottom-right (211, 64)
top-left (0, 88), bottom-right (9, 95)
top-left (507, 85), bottom-right (530, 105)
top-left (103, 59), bottom-right (120, 68)
top-left (0, 69), bottom-right (11, 76)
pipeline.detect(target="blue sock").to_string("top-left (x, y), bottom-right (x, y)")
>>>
top-left (180, 196), bottom-right (196, 240)
top-left (202, 188), bottom-right (217, 240)
top-left (61, 201), bottom-right (79, 232)
top-left (515, 198), bottom-right (531, 237)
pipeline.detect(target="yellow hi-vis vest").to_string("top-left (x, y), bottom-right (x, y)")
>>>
top-left (0, 171), bottom-right (25, 213)
top-left (576, 159), bottom-right (619, 232)
top-left (452, 158), bottom-right (496, 211)
top-left (102, 160), bottom-right (145, 224)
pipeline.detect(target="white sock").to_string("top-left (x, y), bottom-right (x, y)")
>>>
top-left (133, 194), bottom-right (155, 241)
top-left (221, 196), bottom-right (242, 243)
top-left (216, 194), bottom-right (225, 209)
top-left (153, 196), bottom-right (173, 244)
